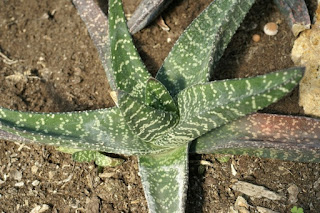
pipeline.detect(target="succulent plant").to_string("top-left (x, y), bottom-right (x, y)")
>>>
top-left (1, 0), bottom-right (320, 212)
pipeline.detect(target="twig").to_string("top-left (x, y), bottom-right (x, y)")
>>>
top-left (0, 51), bottom-right (18, 65)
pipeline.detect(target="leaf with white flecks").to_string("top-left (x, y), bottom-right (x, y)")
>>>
top-left (139, 144), bottom-right (189, 213)
top-left (109, 0), bottom-right (151, 102)
top-left (72, 0), bottom-right (116, 90)
top-left (0, 107), bottom-right (167, 155)
top-left (156, 0), bottom-right (255, 96)
top-left (154, 68), bottom-right (304, 146)
top-left (191, 113), bottom-right (320, 162)
top-left (118, 91), bottom-right (178, 143)
top-left (72, 150), bottom-right (124, 167)
top-left (145, 78), bottom-right (178, 113)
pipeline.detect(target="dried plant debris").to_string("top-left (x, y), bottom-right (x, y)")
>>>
top-left (231, 181), bottom-right (285, 201)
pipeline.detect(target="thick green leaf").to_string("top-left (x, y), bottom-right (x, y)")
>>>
top-left (145, 78), bottom-right (178, 113)
top-left (127, 0), bottom-right (173, 34)
top-left (153, 68), bottom-right (304, 146)
top-left (138, 144), bottom-right (189, 213)
top-left (72, 0), bottom-right (116, 90)
top-left (72, 150), bottom-right (124, 167)
top-left (0, 107), bottom-right (168, 155)
top-left (109, 0), bottom-right (151, 102)
top-left (191, 113), bottom-right (320, 162)
top-left (118, 92), bottom-right (178, 143)
top-left (156, 0), bottom-right (255, 96)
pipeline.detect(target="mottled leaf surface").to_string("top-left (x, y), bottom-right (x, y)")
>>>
top-left (0, 107), bottom-right (167, 155)
top-left (274, 0), bottom-right (311, 36)
top-left (191, 113), bottom-right (320, 162)
top-left (72, 150), bottom-right (124, 167)
top-left (139, 144), bottom-right (188, 213)
top-left (156, 0), bottom-right (255, 96)
top-left (127, 0), bottom-right (173, 34)
top-left (145, 78), bottom-right (178, 113)
top-left (109, 0), bottom-right (151, 101)
top-left (154, 68), bottom-right (304, 146)
top-left (118, 92), bottom-right (178, 143)
top-left (72, 0), bottom-right (116, 90)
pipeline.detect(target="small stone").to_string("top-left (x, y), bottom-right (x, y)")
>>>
top-left (234, 196), bottom-right (250, 213)
top-left (31, 166), bottom-right (38, 174)
top-left (32, 180), bottom-right (40, 186)
top-left (256, 206), bottom-right (279, 213)
top-left (11, 170), bottom-right (22, 181)
top-left (30, 204), bottom-right (50, 213)
top-left (252, 34), bottom-right (261, 42)
top-left (264, 22), bottom-right (278, 36)
top-left (287, 184), bottom-right (299, 204)
top-left (15, 181), bottom-right (24, 187)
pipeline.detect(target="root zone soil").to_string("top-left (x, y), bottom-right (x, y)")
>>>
top-left (0, 0), bottom-right (319, 212)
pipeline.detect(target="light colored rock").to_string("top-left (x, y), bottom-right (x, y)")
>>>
top-left (291, 5), bottom-right (320, 116)
top-left (257, 206), bottom-right (279, 213)
top-left (287, 184), bottom-right (299, 204)
top-left (30, 204), bottom-right (50, 213)
top-left (32, 180), bottom-right (40, 186)
top-left (14, 181), bottom-right (24, 187)
top-left (231, 181), bottom-right (284, 201)
top-left (12, 170), bottom-right (22, 181)
top-left (234, 196), bottom-right (250, 213)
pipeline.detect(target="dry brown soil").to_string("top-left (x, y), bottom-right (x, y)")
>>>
top-left (0, 0), bottom-right (320, 212)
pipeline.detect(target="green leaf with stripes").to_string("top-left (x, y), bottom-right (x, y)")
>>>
top-left (145, 78), bottom-right (178, 113)
top-left (109, 0), bottom-right (151, 101)
top-left (0, 0), bottom-right (317, 212)
top-left (72, 0), bottom-right (116, 90)
top-left (153, 68), bottom-right (304, 146)
top-left (118, 91), bottom-right (178, 143)
top-left (139, 144), bottom-right (189, 213)
top-left (0, 107), bottom-right (167, 155)
top-left (190, 113), bottom-right (320, 163)
top-left (72, 150), bottom-right (124, 167)
top-left (156, 0), bottom-right (255, 96)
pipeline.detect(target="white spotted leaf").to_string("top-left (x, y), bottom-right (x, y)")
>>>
top-left (145, 78), bottom-right (178, 113)
top-left (72, 150), bottom-right (124, 167)
top-left (156, 0), bottom-right (255, 96)
top-left (153, 68), bottom-right (304, 146)
top-left (191, 113), bottom-right (320, 163)
top-left (0, 107), bottom-right (168, 155)
top-left (139, 144), bottom-right (188, 213)
top-left (118, 91), bottom-right (179, 143)
top-left (109, 0), bottom-right (151, 102)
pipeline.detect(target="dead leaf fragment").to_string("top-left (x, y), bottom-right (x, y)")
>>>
top-left (231, 181), bottom-right (284, 201)
top-left (287, 184), bottom-right (299, 204)
top-left (256, 206), bottom-right (279, 213)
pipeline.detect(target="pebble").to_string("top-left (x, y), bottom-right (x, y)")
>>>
top-left (256, 206), bottom-right (279, 213)
top-left (32, 180), bottom-right (40, 186)
top-left (264, 22), bottom-right (278, 36)
top-left (287, 184), bottom-right (299, 204)
top-left (14, 181), bottom-right (24, 187)
top-left (252, 34), bottom-right (261, 42)
top-left (12, 170), bottom-right (22, 181)
top-left (31, 165), bottom-right (38, 174)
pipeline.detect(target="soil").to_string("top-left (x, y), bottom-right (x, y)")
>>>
top-left (0, 0), bottom-right (319, 212)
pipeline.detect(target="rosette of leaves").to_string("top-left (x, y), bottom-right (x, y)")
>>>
top-left (1, 0), bottom-right (320, 212)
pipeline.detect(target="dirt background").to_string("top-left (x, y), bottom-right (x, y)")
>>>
top-left (0, 0), bottom-right (319, 212)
